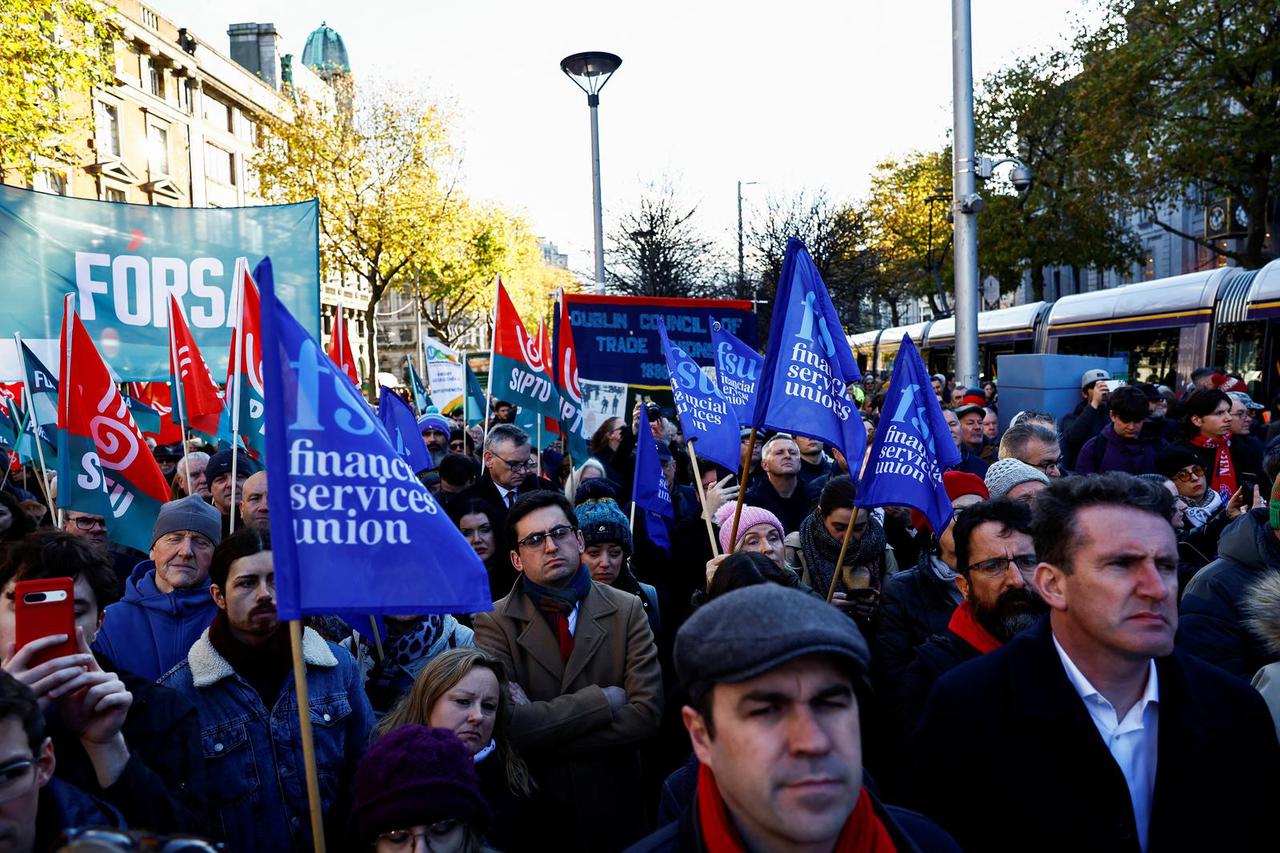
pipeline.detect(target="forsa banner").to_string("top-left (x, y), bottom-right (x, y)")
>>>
top-left (0, 184), bottom-right (320, 382)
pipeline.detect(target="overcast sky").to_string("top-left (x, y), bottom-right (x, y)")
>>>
top-left (161, 0), bottom-right (1099, 276)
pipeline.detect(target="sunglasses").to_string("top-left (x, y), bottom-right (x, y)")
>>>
top-left (1173, 465), bottom-right (1205, 483)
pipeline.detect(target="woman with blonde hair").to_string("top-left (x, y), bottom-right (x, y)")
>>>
top-left (379, 647), bottom-right (532, 851)
top-left (563, 457), bottom-right (607, 505)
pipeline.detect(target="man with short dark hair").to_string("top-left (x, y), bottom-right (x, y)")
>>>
top-left (474, 490), bottom-right (662, 852)
top-left (1076, 384), bottom-right (1163, 475)
top-left (60, 509), bottom-right (141, 592)
top-left (793, 435), bottom-right (833, 490)
top-left (628, 584), bottom-right (957, 852)
top-left (909, 473), bottom-right (1280, 852)
top-left (1190, 367), bottom-right (1218, 391)
top-left (437, 452), bottom-right (480, 502)
top-left (745, 434), bottom-right (813, 533)
top-left (900, 499), bottom-right (1045, 731)
top-left (998, 422), bottom-right (1063, 477)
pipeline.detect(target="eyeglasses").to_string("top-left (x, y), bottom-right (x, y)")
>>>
top-left (515, 525), bottom-right (578, 551)
top-left (0, 759), bottom-right (35, 804)
top-left (493, 453), bottom-right (535, 471)
top-left (1030, 458), bottom-right (1061, 474)
top-left (68, 515), bottom-right (107, 531)
top-left (1173, 465), bottom-right (1206, 483)
top-left (967, 554), bottom-right (1039, 577)
top-left (61, 827), bottom-right (224, 851)
top-left (376, 821), bottom-right (461, 850)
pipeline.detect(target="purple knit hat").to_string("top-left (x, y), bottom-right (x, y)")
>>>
top-left (352, 725), bottom-right (490, 843)
top-left (714, 502), bottom-right (785, 554)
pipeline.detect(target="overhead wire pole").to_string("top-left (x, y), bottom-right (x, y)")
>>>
top-left (951, 0), bottom-right (981, 390)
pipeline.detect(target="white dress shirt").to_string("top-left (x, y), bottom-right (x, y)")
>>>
top-left (1053, 634), bottom-right (1160, 852)
top-left (496, 483), bottom-right (516, 507)
top-left (567, 602), bottom-right (579, 636)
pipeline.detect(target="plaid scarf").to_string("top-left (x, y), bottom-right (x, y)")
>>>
top-left (522, 564), bottom-right (592, 661)
top-left (799, 510), bottom-right (886, 597)
top-left (1190, 434), bottom-right (1237, 500)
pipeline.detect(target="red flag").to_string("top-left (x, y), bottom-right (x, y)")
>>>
top-left (537, 319), bottom-right (560, 437)
top-left (131, 382), bottom-right (183, 445)
top-left (491, 278), bottom-right (558, 418)
top-left (556, 293), bottom-right (584, 406)
top-left (167, 295), bottom-right (224, 436)
top-left (327, 297), bottom-right (360, 385)
top-left (223, 259), bottom-right (266, 459)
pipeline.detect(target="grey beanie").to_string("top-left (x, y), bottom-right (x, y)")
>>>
top-left (152, 494), bottom-right (223, 546)
top-left (984, 458), bottom-right (1050, 500)
top-left (674, 584), bottom-right (870, 701)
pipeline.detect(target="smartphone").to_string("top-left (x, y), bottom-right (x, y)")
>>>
top-left (1241, 477), bottom-right (1257, 506)
top-left (14, 578), bottom-right (77, 667)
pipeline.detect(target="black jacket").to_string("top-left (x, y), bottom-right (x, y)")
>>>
top-left (909, 617), bottom-right (1280, 852)
top-left (449, 472), bottom-right (556, 527)
top-left (1062, 399), bottom-right (1108, 469)
top-left (45, 655), bottom-right (205, 834)
top-left (872, 556), bottom-right (963, 706)
top-left (1177, 507), bottom-right (1280, 679)
top-left (899, 628), bottom-right (982, 738)
top-left (744, 477), bottom-right (813, 534)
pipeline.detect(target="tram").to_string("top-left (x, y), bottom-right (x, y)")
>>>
top-left (850, 258), bottom-right (1280, 402)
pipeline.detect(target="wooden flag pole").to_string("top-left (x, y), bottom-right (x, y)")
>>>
top-left (367, 615), bottom-right (385, 663)
top-left (686, 443), bottom-right (721, 557)
top-left (13, 333), bottom-right (59, 527)
top-left (166, 298), bottom-right (193, 496)
top-left (289, 620), bottom-right (327, 853)
top-left (726, 427), bottom-right (758, 552)
top-left (826, 506), bottom-right (862, 603)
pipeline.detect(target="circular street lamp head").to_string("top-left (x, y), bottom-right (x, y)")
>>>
top-left (560, 51), bottom-right (622, 98)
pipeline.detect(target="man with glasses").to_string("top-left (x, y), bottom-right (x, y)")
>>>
top-left (909, 473), bottom-right (1279, 852)
top-left (94, 495), bottom-right (222, 681)
top-left (998, 422), bottom-right (1064, 478)
top-left (61, 510), bottom-right (142, 594)
top-left (900, 499), bottom-right (1046, 732)
top-left (453, 424), bottom-right (554, 530)
top-left (474, 491), bottom-right (662, 852)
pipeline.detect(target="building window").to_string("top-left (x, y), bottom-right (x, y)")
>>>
top-left (147, 60), bottom-right (165, 99)
top-left (1143, 245), bottom-right (1156, 280)
top-left (33, 171), bottom-right (67, 196)
top-left (95, 101), bottom-right (120, 158)
top-left (205, 143), bottom-right (236, 186)
top-left (141, 6), bottom-right (159, 29)
top-left (148, 124), bottom-right (169, 175)
top-left (104, 187), bottom-right (126, 203)
top-left (203, 94), bottom-right (233, 132)
top-left (176, 78), bottom-right (191, 113)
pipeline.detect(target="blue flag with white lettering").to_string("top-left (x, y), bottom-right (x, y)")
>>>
top-left (19, 342), bottom-right (59, 466)
top-left (751, 238), bottom-right (865, 464)
top-left (378, 387), bottom-right (433, 474)
top-left (260, 260), bottom-right (491, 619)
top-left (855, 336), bottom-right (961, 534)
top-left (633, 404), bottom-right (674, 518)
top-left (657, 320), bottom-right (740, 474)
top-left (711, 320), bottom-right (763, 428)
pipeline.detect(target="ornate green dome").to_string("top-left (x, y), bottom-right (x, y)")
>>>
top-left (301, 22), bottom-right (350, 74)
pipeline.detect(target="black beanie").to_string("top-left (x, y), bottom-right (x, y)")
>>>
top-left (1155, 444), bottom-right (1200, 479)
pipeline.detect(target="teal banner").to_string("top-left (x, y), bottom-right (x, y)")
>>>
top-left (0, 184), bottom-right (320, 381)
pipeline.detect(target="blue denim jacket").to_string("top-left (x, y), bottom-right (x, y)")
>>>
top-left (159, 627), bottom-right (374, 852)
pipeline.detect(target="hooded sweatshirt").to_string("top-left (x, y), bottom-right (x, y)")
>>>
top-left (1075, 423), bottom-right (1162, 476)
top-left (93, 560), bottom-right (218, 682)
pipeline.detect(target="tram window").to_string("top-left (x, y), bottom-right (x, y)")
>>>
top-left (1214, 323), bottom-right (1265, 387)
top-left (1112, 329), bottom-right (1179, 386)
top-left (1054, 334), bottom-right (1109, 358)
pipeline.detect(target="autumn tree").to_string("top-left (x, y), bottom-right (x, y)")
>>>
top-left (0, 0), bottom-right (115, 183)
top-left (606, 180), bottom-right (726, 298)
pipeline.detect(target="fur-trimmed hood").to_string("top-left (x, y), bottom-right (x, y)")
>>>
top-left (1242, 571), bottom-right (1280, 655)
top-left (186, 625), bottom-right (337, 688)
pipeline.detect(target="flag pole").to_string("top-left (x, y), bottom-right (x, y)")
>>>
top-left (228, 261), bottom-right (246, 535)
top-left (13, 333), bottom-right (59, 526)
top-left (827, 506), bottom-right (862, 603)
top-left (686, 443), bottom-right (721, 557)
top-left (628, 501), bottom-right (636, 537)
top-left (536, 419), bottom-right (542, 478)
top-left (289, 620), bottom-right (327, 853)
top-left (367, 615), bottom-right (385, 662)
top-left (167, 297), bottom-right (193, 496)
top-left (727, 427), bottom-right (758, 552)
top-left (483, 279), bottom-right (497, 444)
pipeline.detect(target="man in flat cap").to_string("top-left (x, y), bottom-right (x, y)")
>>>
top-left (93, 495), bottom-right (222, 680)
top-left (628, 584), bottom-right (957, 852)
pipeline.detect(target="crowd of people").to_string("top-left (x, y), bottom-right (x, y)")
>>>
top-left (1, 365), bottom-right (1279, 852)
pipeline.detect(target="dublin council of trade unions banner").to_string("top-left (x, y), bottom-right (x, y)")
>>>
top-left (564, 293), bottom-right (758, 390)
top-left (0, 184), bottom-right (320, 382)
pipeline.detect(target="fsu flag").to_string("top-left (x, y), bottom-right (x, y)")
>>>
top-left (657, 319), bottom-right (740, 474)
top-left (552, 292), bottom-right (590, 462)
top-left (327, 297), bottom-right (360, 386)
top-left (217, 257), bottom-right (267, 459)
top-left (167, 294), bottom-right (224, 436)
top-left (711, 321), bottom-right (764, 428)
top-left (57, 297), bottom-right (169, 552)
top-left (489, 279), bottom-right (560, 419)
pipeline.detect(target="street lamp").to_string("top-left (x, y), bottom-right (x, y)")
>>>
top-left (737, 180), bottom-right (759, 302)
top-left (561, 51), bottom-right (622, 294)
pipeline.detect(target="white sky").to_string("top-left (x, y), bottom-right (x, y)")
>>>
top-left (160, 0), bottom-right (1100, 277)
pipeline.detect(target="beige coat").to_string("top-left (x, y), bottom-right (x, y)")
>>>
top-left (474, 579), bottom-right (663, 852)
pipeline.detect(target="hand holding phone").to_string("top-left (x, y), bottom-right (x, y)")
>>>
top-left (14, 578), bottom-right (77, 667)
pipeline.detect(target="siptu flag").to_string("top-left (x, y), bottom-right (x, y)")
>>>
top-left (378, 386), bottom-right (434, 474)
top-left (632, 403), bottom-right (673, 552)
top-left (490, 279), bottom-right (561, 419)
top-left (18, 342), bottom-right (60, 467)
top-left (656, 319), bottom-right (740, 474)
top-left (167, 294), bottom-right (224, 437)
top-left (327, 297), bottom-right (360, 386)
top-left (552, 292), bottom-right (590, 462)
top-left (259, 260), bottom-right (492, 618)
top-left (130, 382), bottom-right (183, 445)
top-left (464, 362), bottom-right (486, 427)
top-left (405, 357), bottom-right (431, 414)
top-left (854, 336), bottom-right (961, 534)
top-left (711, 320), bottom-right (764, 429)
top-left (217, 257), bottom-right (267, 460)
top-left (751, 238), bottom-right (866, 464)
top-left (122, 393), bottom-right (161, 436)
top-left (57, 297), bottom-right (169, 553)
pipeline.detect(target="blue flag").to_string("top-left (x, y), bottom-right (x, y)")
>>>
top-left (465, 363), bottom-right (486, 427)
top-left (19, 342), bottom-right (59, 466)
top-left (855, 336), bottom-right (961, 534)
top-left (751, 238), bottom-right (865, 465)
top-left (0, 406), bottom-right (16, 454)
top-left (633, 404), bottom-right (675, 519)
top-left (405, 358), bottom-right (430, 414)
top-left (124, 394), bottom-right (162, 436)
top-left (657, 320), bottom-right (740, 474)
top-left (711, 320), bottom-right (763, 428)
top-left (259, 259), bottom-right (492, 619)
top-left (378, 387), bottom-right (434, 474)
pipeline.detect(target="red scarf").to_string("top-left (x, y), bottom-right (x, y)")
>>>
top-left (947, 600), bottom-right (1002, 655)
top-left (1190, 434), bottom-right (1237, 499)
top-left (696, 763), bottom-right (896, 853)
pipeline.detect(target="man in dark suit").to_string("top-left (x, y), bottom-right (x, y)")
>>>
top-left (909, 473), bottom-right (1279, 852)
top-left (449, 423), bottom-right (555, 524)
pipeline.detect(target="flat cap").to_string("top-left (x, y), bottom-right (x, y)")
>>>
top-left (674, 584), bottom-right (869, 699)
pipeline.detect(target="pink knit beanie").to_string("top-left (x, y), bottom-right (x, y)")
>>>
top-left (714, 502), bottom-right (786, 553)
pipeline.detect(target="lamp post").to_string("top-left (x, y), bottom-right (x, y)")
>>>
top-left (951, 0), bottom-right (982, 389)
top-left (737, 180), bottom-right (759, 302)
top-left (561, 51), bottom-right (622, 294)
